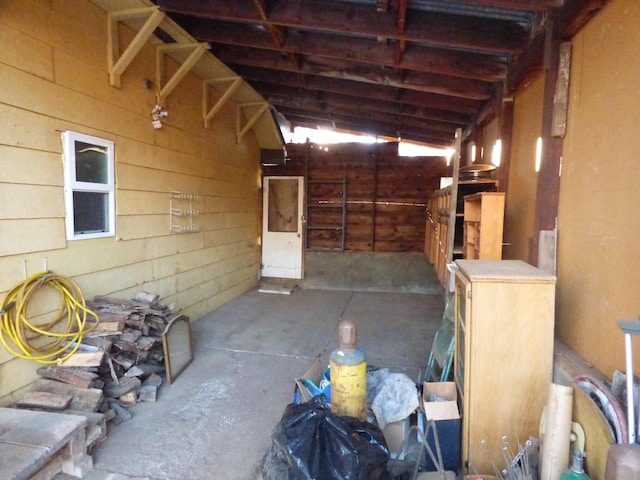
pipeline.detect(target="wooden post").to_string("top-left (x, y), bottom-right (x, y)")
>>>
top-left (531, 23), bottom-right (564, 266)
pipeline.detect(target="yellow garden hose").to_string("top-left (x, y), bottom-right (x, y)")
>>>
top-left (0, 271), bottom-right (99, 365)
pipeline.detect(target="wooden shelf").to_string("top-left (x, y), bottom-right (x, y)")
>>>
top-left (462, 192), bottom-right (505, 260)
top-left (306, 177), bottom-right (346, 251)
top-left (425, 178), bottom-right (499, 288)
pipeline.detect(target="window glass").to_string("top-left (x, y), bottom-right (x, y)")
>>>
top-left (75, 141), bottom-right (109, 184)
top-left (73, 191), bottom-right (108, 234)
top-left (63, 131), bottom-right (115, 240)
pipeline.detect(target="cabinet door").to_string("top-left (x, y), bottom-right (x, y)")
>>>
top-left (454, 271), bottom-right (472, 471)
top-left (454, 274), bottom-right (469, 402)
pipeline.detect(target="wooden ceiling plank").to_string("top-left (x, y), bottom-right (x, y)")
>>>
top-left (236, 67), bottom-right (480, 116)
top-left (194, 25), bottom-right (506, 82)
top-left (260, 85), bottom-right (471, 125)
top-left (157, 0), bottom-right (261, 22)
top-left (456, 0), bottom-right (563, 9)
top-left (219, 49), bottom-right (494, 100)
top-left (268, 0), bottom-right (528, 55)
top-left (159, 0), bottom-right (528, 55)
top-left (108, 7), bottom-right (165, 88)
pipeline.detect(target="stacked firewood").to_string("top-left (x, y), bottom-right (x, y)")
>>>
top-left (15, 291), bottom-right (185, 451)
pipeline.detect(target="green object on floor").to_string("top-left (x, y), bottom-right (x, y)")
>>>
top-left (560, 450), bottom-right (590, 480)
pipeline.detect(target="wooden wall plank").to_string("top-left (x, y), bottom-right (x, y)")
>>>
top-left (0, 184), bottom-right (63, 219)
top-left (0, 20), bottom-right (54, 80)
top-left (278, 142), bottom-right (449, 252)
top-left (0, 146), bottom-right (62, 186)
top-left (0, 0), bottom-right (263, 401)
top-left (0, 219), bottom-right (66, 256)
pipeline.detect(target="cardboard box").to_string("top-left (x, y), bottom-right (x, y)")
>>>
top-left (422, 381), bottom-right (459, 421)
top-left (296, 359), bottom-right (330, 403)
top-left (383, 415), bottom-right (411, 456)
top-left (420, 382), bottom-right (461, 472)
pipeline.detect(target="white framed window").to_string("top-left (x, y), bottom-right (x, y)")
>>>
top-left (62, 131), bottom-right (115, 240)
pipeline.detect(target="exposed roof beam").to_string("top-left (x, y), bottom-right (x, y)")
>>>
top-left (191, 21), bottom-right (507, 82)
top-left (231, 66), bottom-right (483, 113)
top-left (157, 0), bottom-right (529, 55)
top-left (217, 48), bottom-right (497, 99)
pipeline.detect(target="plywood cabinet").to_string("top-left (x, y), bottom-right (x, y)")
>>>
top-left (462, 192), bottom-right (505, 260)
top-left (454, 260), bottom-right (556, 475)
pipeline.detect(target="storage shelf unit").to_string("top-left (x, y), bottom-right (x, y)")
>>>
top-left (425, 179), bottom-right (498, 286)
top-left (454, 260), bottom-right (556, 475)
top-left (462, 192), bottom-right (505, 260)
top-left (306, 177), bottom-right (346, 251)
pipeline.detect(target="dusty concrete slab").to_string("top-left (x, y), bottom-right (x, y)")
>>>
top-left (79, 287), bottom-right (442, 480)
top-left (54, 253), bottom-right (443, 480)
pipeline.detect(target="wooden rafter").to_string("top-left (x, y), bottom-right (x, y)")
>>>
top-left (156, 42), bottom-right (210, 102)
top-left (108, 6), bottom-right (165, 88)
top-left (202, 76), bottom-right (243, 128)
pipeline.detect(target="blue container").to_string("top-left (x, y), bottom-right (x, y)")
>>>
top-left (418, 411), bottom-right (461, 472)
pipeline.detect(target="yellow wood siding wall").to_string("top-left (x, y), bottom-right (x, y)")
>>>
top-left (0, 0), bottom-right (261, 402)
top-left (555, 0), bottom-right (640, 378)
top-left (503, 75), bottom-right (544, 262)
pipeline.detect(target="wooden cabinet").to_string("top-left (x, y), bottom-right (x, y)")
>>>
top-left (454, 260), bottom-right (556, 475)
top-left (463, 192), bottom-right (505, 260)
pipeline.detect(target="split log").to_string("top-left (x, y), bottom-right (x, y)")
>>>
top-left (16, 391), bottom-right (73, 411)
top-left (36, 366), bottom-right (99, 388)
top-left (30, 379), bottom-right (104, 412)
top-left (104, 376), bottom-right (141, 399)
top-left (124, 363), bottom-right (165, 378)
top-left (120, 329), bottom-right (142, 343)
top-left (59, 351), bottom-right (105, 368)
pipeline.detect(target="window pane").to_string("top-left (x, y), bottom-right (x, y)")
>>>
top-left (73, 191), bottom-right (108, 234)
top-left (268, 179), bottom-right (298, 232)
top-left (75, 141), bottom-right (108, 183)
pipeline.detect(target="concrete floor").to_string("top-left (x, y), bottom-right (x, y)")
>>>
top-left (59, 252), bottom-right (445, 480)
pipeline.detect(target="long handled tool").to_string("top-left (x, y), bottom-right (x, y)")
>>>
top-left (603, 317), bottom-right (640, 479)
top-left (616, 317), bottom-right (640, 443)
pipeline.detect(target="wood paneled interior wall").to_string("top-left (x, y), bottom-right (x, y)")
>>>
top-left (502, 75), bottom-right (544, 262)
top-left (266, 142), bottom-right (450, 252)
top-left (0, 0), bottom-right (261, 402)
top-left (555, 0), bottom-right (640, 378)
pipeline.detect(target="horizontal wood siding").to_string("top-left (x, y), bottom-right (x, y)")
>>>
top-left (0, 0), bottom-right (262, 402)
top-left (275, 142), bottom-right (451, 252)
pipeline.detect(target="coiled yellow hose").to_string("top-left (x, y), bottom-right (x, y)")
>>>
top-left (0, 271), bottom-right (99, 365)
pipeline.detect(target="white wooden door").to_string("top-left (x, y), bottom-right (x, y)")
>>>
top-left (261, 176), bottom-right (304, 279)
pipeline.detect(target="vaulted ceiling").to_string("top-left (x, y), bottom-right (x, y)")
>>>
top-left (153, 0), bottom-right (606, 148)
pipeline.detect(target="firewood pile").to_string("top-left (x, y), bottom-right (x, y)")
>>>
top-left (14, 291), bottom-right (187, 451)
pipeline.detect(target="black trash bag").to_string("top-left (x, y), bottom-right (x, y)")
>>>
top-left (261, 395), bottom-right (390, 480)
